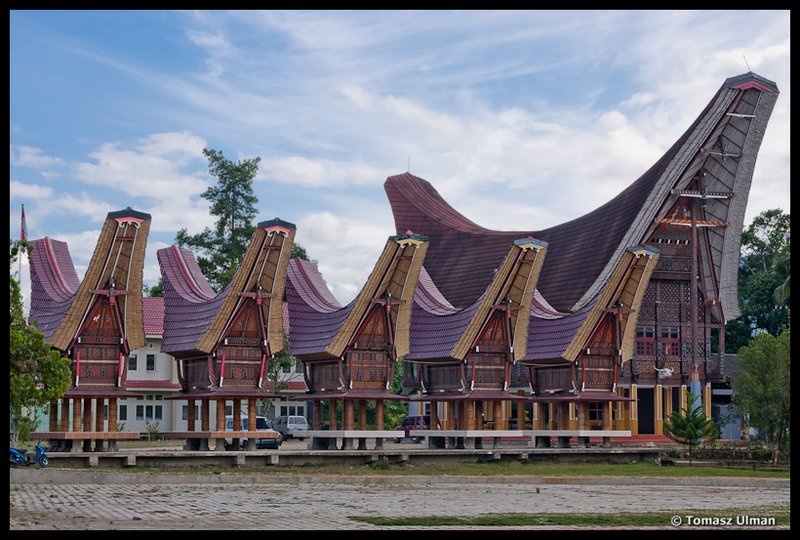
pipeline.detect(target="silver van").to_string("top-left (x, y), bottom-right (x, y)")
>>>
top-left (271, 415), bottom-right (309, 440)
top-left (224, 415), bottom-right (282, 449)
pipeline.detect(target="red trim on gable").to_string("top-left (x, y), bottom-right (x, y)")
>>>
top-left (732, 80), bottom-right (774, 92)
top-left (114, 216), bottom-right (146, 225)
top-left (265, 225), bottom-right (292, 235)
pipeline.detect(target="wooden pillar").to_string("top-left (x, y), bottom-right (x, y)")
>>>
top-left (107, 398), bottom-right (117, 431)
top-left (531, 402), bottom-right (541, 429)
top-left (679, 385), bottom-right (687, 414)
top-left (82, 398), bottom-right (93, 451)
top-left (82, 398), bottom-right (92, 431)
top-left (312, 401), bottom-right (322, 430)
top-left (629, 384), bottom-right (639, 436)
top-left (568, 402), bottom-right (577, 430)
top-left (604, 401), bottom-right (613, 430)
top-left (704, 382), bottom-right (712, 419)
top-left (215, 398), bottom-right (226, 430)
top-left (358, 399), bottom-right (368, 429)
top-left (187, 399), bottom-right (196, 432)
top-left (247, 399), bottom-right (257, 431)
top-left (232, 400), bottom-right (243, 439)
top-left (547, 402), bottom-right (556, 430)
top-left (615, 387), bottom-right (627, 430)
top-left (493, 401), bottom-right (503, 430)
top-left (475, 400), bottom-right (484, 428)
top-left (429, 401), bottom-right (440, 430)
top-left (444, 402), bottom-right (453, 430)
top-left (72, 398), bottom-right (82, 432)
top-left (328, 399), bottom-right (338, 430)
top-left (515, 401), bottom-right (525, 430)
top-left (49, 402), bottom-right (59, 431)
top-left (344, 400), bottom-right (355, 430)
top-left (654, 384), bottom-right (664, 435)
top-left (201, 400), bottom-right (210, 431)
top-left (462, 400), bottom-right (475, 430)
top-left (665, 387), bottom-right (673, 417)
top-left (94, 398), bottom-right (106, 451)
top-left (375, 400), bottom-right (385, 430)
top-left (57, 400), bottom-right (66, 431)
top-left (94, 398), bottom-right (105, 431)
top-left (578, 402), bottom-right (589, 430)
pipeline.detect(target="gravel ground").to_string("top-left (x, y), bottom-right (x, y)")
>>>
top-left (9, 468), bottom-right (789, 530)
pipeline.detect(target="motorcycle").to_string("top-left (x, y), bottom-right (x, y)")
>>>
top-left (9, 442), bottom-right (49, 468)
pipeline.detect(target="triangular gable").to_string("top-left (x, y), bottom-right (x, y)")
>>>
top-left (563, 245), bottom-right (660, 362)
top-left (50, 208), bottom-right (150, 354)
top-left (326, 232), bottom-right (429, 359)
top-left (196, 218), bottom-right (296, 355)
top-left (450, 237), bottom-right (547, 360)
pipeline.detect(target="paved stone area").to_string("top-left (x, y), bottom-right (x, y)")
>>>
top-left (9, 469), bottom-right (789, 530)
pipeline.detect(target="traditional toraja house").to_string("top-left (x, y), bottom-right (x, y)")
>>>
top-left (156, 218), bottom-right (295, 450)
top-left (284, 232), bottom-right (428, 448)
top-left (384, 71), bottom-right (779, 435)
top-left (518, 245), bottom-right (659, 437)
top-left (400, 237), bottom-right (548, 436)
top-left (23, 72), bottom-right (779, 451)
top-left (28, 208), bottom-right (151, 451)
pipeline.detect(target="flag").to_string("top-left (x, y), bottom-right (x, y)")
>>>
top-left (20, 204), bottom-right (27, 242)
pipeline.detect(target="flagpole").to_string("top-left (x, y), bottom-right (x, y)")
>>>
top-left (19, 203), bottom-right (26, 309)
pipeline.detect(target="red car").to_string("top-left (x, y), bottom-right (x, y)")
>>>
top-left (393, 415), bottom-right (430, 443)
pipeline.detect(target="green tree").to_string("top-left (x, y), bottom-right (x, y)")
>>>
top-left (730, 329), bottom-right (790, 464)
top-left (176, 148), bottom-right (261, 292)
top-left (9, 240), bottom-right (72, 442)
top-left (663, 391), bottom-right (718, 465)
top-left (143, 278), bottom-right (164, 297)
top-left (726, 208), bottom-right (790, 352)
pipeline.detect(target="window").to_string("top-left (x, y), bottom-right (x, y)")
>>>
top-left (588, 402), bottom-right (603, 421)
top-left (658, 325), bottom-right (680, 356)
top-left (181, 405), bottom-right (200, 421)
top-left (136, 405), bottom-right (144, 421)
top-left (146, 354), bottom-right (156, 371)
top-left (128, 354), bottom-right (138, 371)
top-left (295, 360), bottom-right (303, 374)
top-left (635, 326), bottom-right (655, 355)
top-left (155, 405), bottom-right (163, 421)
top-left (119, 405), bottom-right (128, 421)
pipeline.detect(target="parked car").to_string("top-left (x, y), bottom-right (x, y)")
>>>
top-left (224, 415), bottom-right (282, 450)
top-left (271, 415), bottom-right (309, 440)
top-left (393, 415), bottom-right (430, 443)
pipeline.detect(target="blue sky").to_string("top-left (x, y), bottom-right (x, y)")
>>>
top-left (10, 10), bottom-right (791, 311)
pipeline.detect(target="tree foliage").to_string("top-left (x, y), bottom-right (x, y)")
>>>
top-left (663, 391), bottom-right (719, 465)
top-left (176, 148), bottom-right (261, 292)
top-left (9, 240), bottom-right (72, 442)
top-left (730, 329), bottom-right (790, 464)
top-left (726, 208), bottom-right (790, 352)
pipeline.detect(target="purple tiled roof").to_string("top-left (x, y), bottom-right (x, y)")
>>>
top-left (142, 296), bottom-right (165, 335)
top-left (385, 169), bottom-right (661, 313)
top-left (27, 237), bottom-right (81, 342)
top-left (158, 245), bottom-right (227, 356)
top-left (285, 258), bottom-right (354, 359)
top-left (406, 272), bottom-right (480, 361)
top-left (522, 297), bottom-right (596, 363)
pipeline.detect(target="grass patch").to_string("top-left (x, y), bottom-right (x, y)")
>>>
top-left (354, 506), bottom-right (790, 528)
top-left (50, 460), bottom-right (790, 478)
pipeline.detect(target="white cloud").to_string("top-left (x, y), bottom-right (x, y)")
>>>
top-left (72, 132), bottom-right (209, 200)
top-left (10, 145), bottom-right (64, 178)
